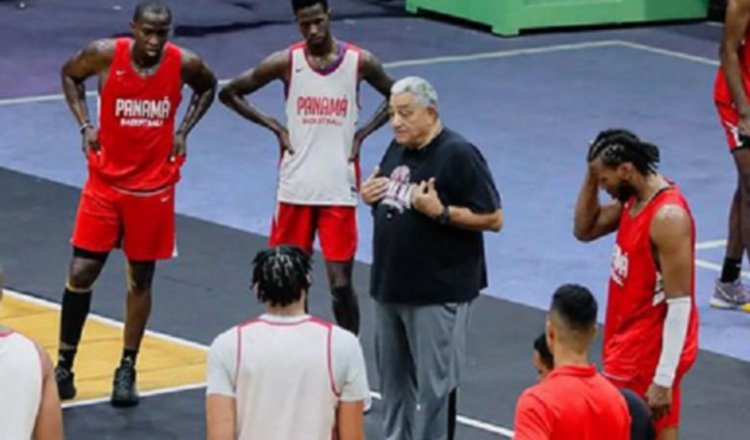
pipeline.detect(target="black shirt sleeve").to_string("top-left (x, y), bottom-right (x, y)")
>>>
top-left (450, 143), bottom-right (502, 213)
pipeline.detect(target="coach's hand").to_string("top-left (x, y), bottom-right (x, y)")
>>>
top-left (646, 383), bottom-right (672, 420)
top-left (361, 166), bottom-right (389, 205)
top-left (171, 131), bottom-right (187, 162)
top-left (82, 126), bottom-right (100, 155)
top-left (412, 178), bottom-right (443, 219)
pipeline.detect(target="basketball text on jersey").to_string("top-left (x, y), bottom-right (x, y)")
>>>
top-left (611, 243), bottom-right (628, 287)
top-left (296, 96), bottom-right (350, 126)
top-left (114, 97), bottom-right (173, 128)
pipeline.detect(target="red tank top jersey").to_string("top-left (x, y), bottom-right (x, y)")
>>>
top-left (604, 186), bottom-right (699, 383)
top-left (94, 38), bottom-right (183, 191)
top-left (714, 24), bottom-right (750, 104)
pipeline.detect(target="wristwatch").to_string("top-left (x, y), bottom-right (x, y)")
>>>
top-left (437, 205), bottom-right (450, 225)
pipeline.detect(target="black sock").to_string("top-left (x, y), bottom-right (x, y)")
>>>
top-left (57, 348), bottom-right (77, 371)
top-left (448, 388), bottom-right (458, 440)
top-left (331, 286), bottom-right (360, 335)
top-left (721, 258), bottom-right (742, 283)
top-left (121, 349), bottom-right (138, 366)
top-left (59, 287), bottom-right (92, 361)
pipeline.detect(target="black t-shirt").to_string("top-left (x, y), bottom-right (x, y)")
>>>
top-left (370, 127), bottom-right (502, 304)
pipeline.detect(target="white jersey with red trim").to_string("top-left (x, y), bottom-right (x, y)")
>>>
top-left (280, 41), bottom-right (361, 206)
top-left (0, 331), bottom-right (43, 439)
top-left (206, 314), bottom-right (369, 440)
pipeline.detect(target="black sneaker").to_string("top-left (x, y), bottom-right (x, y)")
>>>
top-left (55, 366), bottom-right (76, 400)
top-left (110, 364), bottom-right (139, 407)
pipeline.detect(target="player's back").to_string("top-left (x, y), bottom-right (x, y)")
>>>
top-left (233, 315), bottom-right (341, 440)
top-left (0, 331), bottom-right (43, 439)
top-left (515, 365), bottom-right (630, 440)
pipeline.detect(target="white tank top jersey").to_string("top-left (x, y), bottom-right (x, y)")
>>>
top-left (0, 331), bottom-right (43, 440)
top-left (207, 314), bottom-right (369, 440)
top-left (280, 41), bottom-right (361, 206)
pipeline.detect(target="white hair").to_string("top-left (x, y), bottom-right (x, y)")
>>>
top-left (391, 76), bottom-right (438, 109)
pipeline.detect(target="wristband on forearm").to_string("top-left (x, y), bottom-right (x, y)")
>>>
top-left (653, 296), bottom-right (691, 388)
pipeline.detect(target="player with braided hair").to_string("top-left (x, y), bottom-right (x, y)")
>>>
top-left (574, 129), bottom-right (699, 440)
top-left (252, 245), bottom-right (312, 306)
top-left (206, 245), bottom-right (369, 440)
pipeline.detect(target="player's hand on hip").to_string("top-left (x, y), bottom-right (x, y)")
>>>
top-left (82, 126), bottom-right (100, 156)
top-left (350, 130), bottom-right (364, 162)
top-left (411, 178), bottom-right (443, 218)
top-left (170, 131), bottom-right (187, 162)
top-left (360, 166), bottom-right (389, 205)
top-left (646, 383), bottom-right (672, 420)
top-left (276, 127), bottom-right (294, 155)
top-left (739, 114), bottom-right (750, 138)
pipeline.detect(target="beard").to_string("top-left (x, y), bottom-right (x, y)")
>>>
top-left (614, 181), bottom-right (636, 203)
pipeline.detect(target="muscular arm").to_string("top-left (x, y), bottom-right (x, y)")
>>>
top-left (652, 205), bottom-right (693, 301)
top-left (720, 0), bottom-right (750, 121)
top-left (33, 345), bottom-right (63, 440)
top-left (650, 204), bottom-right (693, 390)
top-left (60, 39), bottom-right (114, 128)
top-left (206, 395), bottom-right (236, 440)
top-left (353, 50), bottom-right (394, 154)
top-left (573, 168), bottom-right (622, 242)
top-left (218, 50), bottom-right (289, 136)
top-left (178, 49), bottom-right (217, 136)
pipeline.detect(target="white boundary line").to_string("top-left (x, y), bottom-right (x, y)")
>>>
top-left (4, 289), bottom-right (515, 437)
top-left (4, 289), bottom-right (208, 351)
top-left (695, 259), bottom-right (750, 280)
top-left (615, 40), bottom-right (719, 66)
top-left (62, 382), bottom-right (207, 409)
top-left (0, 39), bottom-right (721, 108)
top-left (0, 38), bottom-right (732, 438)
top-left (0, 40), bottom-right (625, 107)
top-left (696, 239), bottom-right (727, 250)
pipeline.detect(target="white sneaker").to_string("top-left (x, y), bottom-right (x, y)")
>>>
top-left (711, 279), bottom-right (750, 310)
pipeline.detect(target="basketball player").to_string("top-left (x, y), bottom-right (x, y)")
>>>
top-left (55, 0), bottom-right (217, 406)
top-left (514, 284), bottom-right (630, 440)
top-left (574, 129), bottom-right (699, 440)
top-left (713, 0), bottom-right (750, 310)
top-left (206, 246), bottom-right (369, 440)
top-left (219, 0), bottom-right (394, 335)
top-left (0, 264), bottom-right (64, 439)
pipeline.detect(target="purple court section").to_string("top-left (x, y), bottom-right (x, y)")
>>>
top-left (1, 0), bottom-right (749, 363)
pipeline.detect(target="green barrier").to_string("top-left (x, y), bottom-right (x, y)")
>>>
top-left (405, 0), bottom-right (709, 36)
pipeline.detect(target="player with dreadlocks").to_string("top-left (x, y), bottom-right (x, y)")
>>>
top-left (205, 245), bottom-right (370, 440)
top-left (573, 129), bottom-right (699, 440)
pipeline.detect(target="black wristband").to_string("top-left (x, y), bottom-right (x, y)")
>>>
top-left (437, 205), bottom-right (450, 225)
top-left (79, 122), bottom-right (93, 134)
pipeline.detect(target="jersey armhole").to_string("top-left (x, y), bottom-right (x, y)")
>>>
top-left (327, 326), bottom-right (341, 397)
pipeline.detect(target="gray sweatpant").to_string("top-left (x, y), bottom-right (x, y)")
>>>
top-left (374, 300), bottom-right (471, 440)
